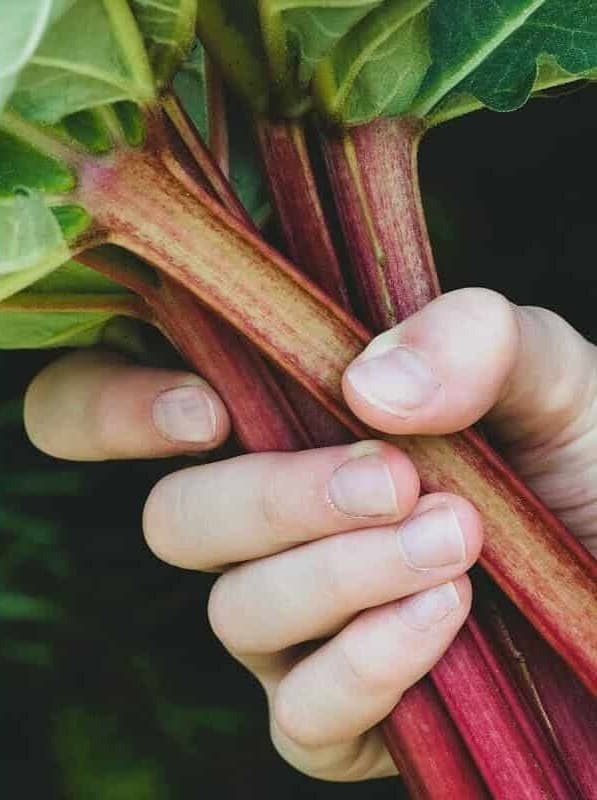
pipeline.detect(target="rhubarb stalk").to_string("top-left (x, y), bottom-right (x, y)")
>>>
top-left (72, 109), bottom-right (597, 695)
top-left (256, 115), bottom-right (489, 796)
top-left (257, 113), bottom-right (583, 797)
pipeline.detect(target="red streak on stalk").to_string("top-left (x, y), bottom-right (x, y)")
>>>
top-left (255, 116), bottom-right (353, 446)
top-left (321, 118), bottom-right (440, 328)
top-left (382, 682), bottom-right (489, 799)
top-left (490, 604), bottom-right (597, 799)
top-left (433, 618), bottom-right (575, 798)
top-left (204, 56), bottom-right (230, 176)
top-left (255, 117), bottom-right (351, 310)
top-left (75, 135), bottom-right (597, 695)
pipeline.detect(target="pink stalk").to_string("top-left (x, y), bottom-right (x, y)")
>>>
top-left (382, 682), bottom-right (489, 799)
top-left (73, 110), bottom-right (597, 696)
top-left (433, 619), bottom-right (575, 797)
top-left (321, 118), bottom-right (440, 329)
top-left (488, 601), bottom-right (597, 799)
top-left (256, 116), bottom-right (488, 795)
top-left (319, 117), bottom-right (595, 794)
top-left (255, 116), bottom-right (352, 445)
top-left (259, 115), bottom-right (583, 797)
top-left (78, 248), bottom-right (309, 453)
top-left (255, 117), bottom-right (350, 309)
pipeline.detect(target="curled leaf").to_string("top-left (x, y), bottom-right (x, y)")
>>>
top-left (258, 0), bottom-right (384, 112)
top-left (175, 45), bottom-right (270, 224)
top-left (314, 0), bottom-right (432, 124)
top-left (131, 0), bottom-right (197, 86)
top-left (0, 192), bottom-right (70, 300)
top-left (8, 0), bottom-right (155, 124)
top-left (0, 0), bottom-right (75, 113)
top-left (195, 0), bottom-right (271, 112)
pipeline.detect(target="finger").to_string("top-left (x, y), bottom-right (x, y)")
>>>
top-left (343, 288), bottom-right (597, 544)
top-left (208, 494), bottom-right (482, 656)
top-left (25, 350), bottom-right (230, 461)
top-left (144, 441), bottom-right (420, 570)
top-left (344, 287), bottom-right (597, 438)
top-left (271, 577), bottom-right (472, 749)
top-left (343, 288), bottom-right (519, 436)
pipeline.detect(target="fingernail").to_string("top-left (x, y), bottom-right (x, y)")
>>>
top-left (153, 385), bottom-right (217, 444)
top-left (398, 583), bottom-right (460, 631)
top-left (346, 347), bottom-right (440, 417)
top-left (328, 454), bottom-right (398, 518)
top-left (399, 504), bottom-right (466, 570)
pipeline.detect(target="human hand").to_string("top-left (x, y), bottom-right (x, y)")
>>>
top-left (24, 288), bottom-right (597, 781)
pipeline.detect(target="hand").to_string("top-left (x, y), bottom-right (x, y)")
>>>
top-left (24, 288), bottom-right (597, 782)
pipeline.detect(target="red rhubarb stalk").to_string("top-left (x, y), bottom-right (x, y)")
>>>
top-left (433, 617), bottom-right (575, 798)
top-left (254, 116), bottom-right (352, 446)
top-left (489, 600), bottom-right (597, 799)
top-left (382, 681), bottom-right (489, 799)
top-left (256, 115), bottom-right (488, 795)
top-left (259, 114), bottom-right (585, 797)
top-left (321, 118), bottom-right (440, 329)
top-left (255, 117), bottom-right (350, 310)
top-left (79, 247), bottom-right (309, 453)
top-left (319, 117), bottom-right (597, 791)
top-left (73, 111), bottom-right (597, 695)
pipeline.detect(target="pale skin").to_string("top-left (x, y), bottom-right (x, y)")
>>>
top-left (24, 288), bottom-right (597, 782)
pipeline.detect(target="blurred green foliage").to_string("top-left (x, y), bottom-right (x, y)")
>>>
top-left (1, 85), bottom-right (596, 798)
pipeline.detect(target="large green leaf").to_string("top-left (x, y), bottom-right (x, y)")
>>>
top-left (8, 0), bottom-right (155, 124)
top-left (0, 0), bottom-right (76, 113)
top-left (413, 0), bottom-right (597, 117)
top-left (314, 0), bottom-right (432, 124)
top-left (195, 0), bottom-right (271, 111)
top-left (131, 0), bottom-right (197, 86)
top-left (0, 192), bottom-right (71, 299)
top-left (0, 260), bottom-right (145, 350)
top-left (258, 0), bottom-right (384, 112)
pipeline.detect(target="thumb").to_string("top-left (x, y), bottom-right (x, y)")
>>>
top-left (343, 288), bottom-right (597, 548)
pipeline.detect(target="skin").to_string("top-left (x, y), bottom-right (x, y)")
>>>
top-left (24, 288), bottom-right (597, 782)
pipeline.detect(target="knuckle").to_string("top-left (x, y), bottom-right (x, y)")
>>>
top-left (259, 463), bottom-right (293, 543)
top-left (272, 682), bottom-right (316, 750)
top-left (23, 381), bottom-right (54, 456)
top-left (142, 477), bottom-right (184, 566)
top-left (452, 287), bottom-right (517, 341)
top-left (207, 575), bottom-right (237, 652)
top-left (320, 537), bottom-right (353, 609)
top-left (338, 621), bottom-right (400, 694)
top-left (87, 382), bottom-right (126, 459)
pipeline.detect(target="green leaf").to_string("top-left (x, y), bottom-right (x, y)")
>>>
top-left (0, 260), bottom-right (143, 350)
top-left (258, 0), bottom-right (384, 112)
top-left (0, 0), bottom-right (76, 113)
top-left (175, 45), bottom-right (270, 224)
top-left (314, 0), bottom-right (432, 124)
top-left (0, 126), bottom-right (76, 197)
top-left (0, 308), bottom-right (121, 349)
top-left (131, 0), bottom-right (197, 86)
top-left (173, 43), bottom-right (209, 139)
top-left (195, 0), bottom-right (271, 111)
top-left (0, 192), bottom-right (71, 299)
top-left (8, 0), bottom-right (155, 124)
top-left (413, 0), bottom-right (597, 117)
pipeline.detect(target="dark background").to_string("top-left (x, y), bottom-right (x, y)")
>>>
top-left (1, 84), bottom-right (596, 798)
